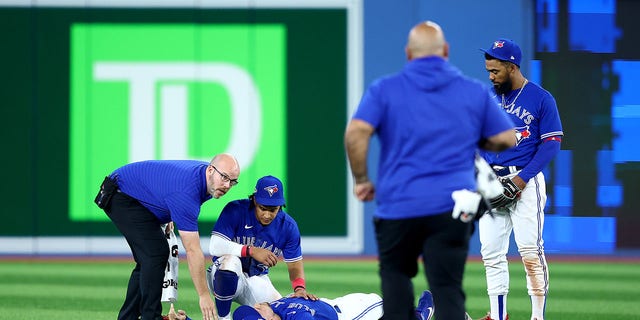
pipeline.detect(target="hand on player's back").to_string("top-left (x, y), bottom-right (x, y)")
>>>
top-left (291, 288), bottom-right (319, 301)
top-left (250, 246), bottom-right (278, 267)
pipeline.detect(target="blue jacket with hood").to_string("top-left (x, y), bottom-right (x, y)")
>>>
top-left (353, 56), bottom-right (514, 219)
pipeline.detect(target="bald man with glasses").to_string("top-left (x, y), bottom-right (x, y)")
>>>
top-left (95, 153), bottom-right (240, 320)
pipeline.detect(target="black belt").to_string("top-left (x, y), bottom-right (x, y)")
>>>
top-left (492, 165), bottom-right (523, 176)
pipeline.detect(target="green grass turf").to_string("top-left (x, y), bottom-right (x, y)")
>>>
top-left (0, 258), bottom-right (639, 319)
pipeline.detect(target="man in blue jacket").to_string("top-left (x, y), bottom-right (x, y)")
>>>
top-left (344, 21), bottom-right (516, 320)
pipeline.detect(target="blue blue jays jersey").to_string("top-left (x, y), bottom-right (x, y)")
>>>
top-left (270, 297), bottom-right (337, 320)
top-left (111, 160), bottom-right (211, 231)
top-left (211, 199), bottom-right (303, 276)
top-left (482, 81), bottom-right (563, 167)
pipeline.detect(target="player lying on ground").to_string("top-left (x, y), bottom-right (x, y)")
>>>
top-left (167, 290), bottom-right (473, 320)
top-left (232, 290), bottom-right (473, 320)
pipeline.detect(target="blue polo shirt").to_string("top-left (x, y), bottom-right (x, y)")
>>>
top-left (111, 160), bottom-right (212, 231)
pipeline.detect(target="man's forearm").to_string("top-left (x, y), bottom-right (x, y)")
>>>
top-left (286, 260), bottom-right (305, 282)
top-left (483, 128), bottom-right (517, 152)
top-left (180, 230), bottom-right (212, 297)
top-left (347, 147), bottom-right (369, 183)
top-left (345, 121), bottom-right (373, 183)
top-left (186, 250), bottom-right (210, 296)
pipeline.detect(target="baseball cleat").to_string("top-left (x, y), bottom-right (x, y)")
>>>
top-left (415, 290), bottom-right (435, 320)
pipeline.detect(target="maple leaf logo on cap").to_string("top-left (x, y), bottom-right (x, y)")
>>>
top-left (493, 41), bottom-right (504, 49)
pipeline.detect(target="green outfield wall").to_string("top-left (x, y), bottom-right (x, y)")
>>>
top-left (1, 7), bottom-right (350, 240)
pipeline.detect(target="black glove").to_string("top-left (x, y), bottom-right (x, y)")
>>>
top-left (488, 176), bottom-right (522, 208)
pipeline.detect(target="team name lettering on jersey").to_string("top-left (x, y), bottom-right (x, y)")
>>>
top-left (503, 104), bottom-right (535, 125)
top-left (285, 303), bottom-right (316, 316)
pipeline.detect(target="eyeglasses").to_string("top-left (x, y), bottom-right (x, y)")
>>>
top-left (210, 165), bottom-right (239, 186)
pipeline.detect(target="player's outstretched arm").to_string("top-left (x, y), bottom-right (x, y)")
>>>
top-left (286, 261), bottom-right (318, 300)
top-left (179, 230), bottom-right (218, 320)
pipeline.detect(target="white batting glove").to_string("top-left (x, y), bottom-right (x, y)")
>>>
top-left (474, 155), bottom-right (503, 199)
top-left (451, 189), bottom-right (483, 223)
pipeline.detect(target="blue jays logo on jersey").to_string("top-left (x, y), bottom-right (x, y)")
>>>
top-left (515, 125), bottom-right (531, 146)
top-left (264, 185), bottom-right (279, 197)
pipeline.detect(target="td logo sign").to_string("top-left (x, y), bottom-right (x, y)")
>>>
top-left (69, 24), bottom-right (287, 222)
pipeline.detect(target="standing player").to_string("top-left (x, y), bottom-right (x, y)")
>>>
top-left (345, 21), bottom-right (516, 320)
top-left (206, 175), bottom-right (317, 320)
top-left (478, 39), bottom-right (563, 320)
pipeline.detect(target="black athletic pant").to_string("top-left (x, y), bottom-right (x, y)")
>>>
top-left (375, 212), bottom-right (472, 320)
top-left (105, 192), bottom-right (169, 320)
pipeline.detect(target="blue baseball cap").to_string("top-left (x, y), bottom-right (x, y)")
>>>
top-left (232, 305), bottom-right (265, 320)
top-left (481, 38), bottom-right (522, 67)
top-left (253, 175), bottom-right (285, 206)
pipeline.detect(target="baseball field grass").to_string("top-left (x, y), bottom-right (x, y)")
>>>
top-left (1, 257), bottom-right (638, 320)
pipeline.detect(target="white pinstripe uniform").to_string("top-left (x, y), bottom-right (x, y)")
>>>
top-left (479, 38), bottom-right (563, 320)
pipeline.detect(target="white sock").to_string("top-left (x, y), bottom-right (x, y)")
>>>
top-left (489, 295), bottom-right (508, 320)
top-left (530, 295), bottom-right (546, 320)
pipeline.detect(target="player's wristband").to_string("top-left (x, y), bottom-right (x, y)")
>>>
top-left (241, 245), bottom-right (252, 257)
top-left (292, 277), bottom-right (306, 291)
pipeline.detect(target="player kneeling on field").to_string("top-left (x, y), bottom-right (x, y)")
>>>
top-left (206, 175), bottom-right (316, 320)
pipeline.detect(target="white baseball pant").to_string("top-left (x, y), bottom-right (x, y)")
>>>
top-left (320, 293), bottom-right (384, 320)
top-left (479, 171), bottom-right (549, 320)
top-left (206, 255), bottom-right (282, 307)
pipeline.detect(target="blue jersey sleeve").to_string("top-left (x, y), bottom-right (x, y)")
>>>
top-left (538, 94), bottom-right (564, 139)
top-left (281, 217), bottom-right (303, 262)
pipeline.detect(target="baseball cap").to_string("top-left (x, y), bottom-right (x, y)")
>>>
top-left (232, 305), bottom-right (265, 320)
top-left (253, 175), bottom-right (285, 207)
top-left (480, 38), bottom-right (522, 67)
